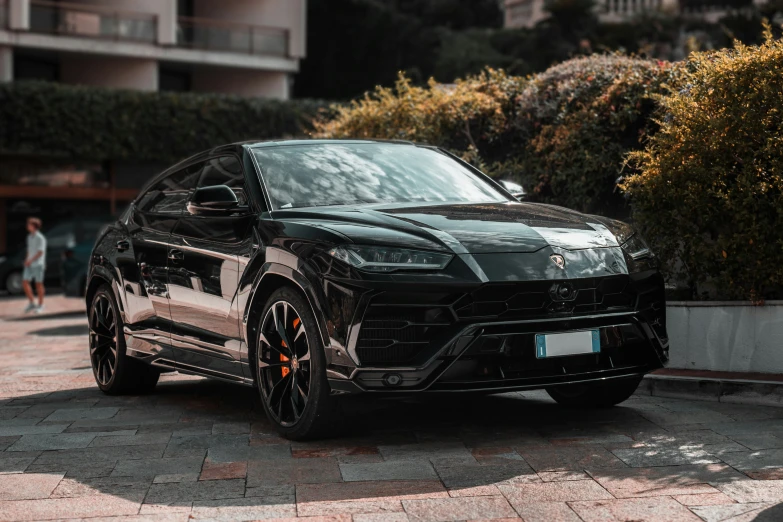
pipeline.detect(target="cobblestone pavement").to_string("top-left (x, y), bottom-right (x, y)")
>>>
top-left (1, 296), bottom-right (783, 521)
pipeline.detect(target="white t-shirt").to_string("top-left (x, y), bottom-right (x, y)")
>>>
top-left (27, 231), bottom-right (47, 268)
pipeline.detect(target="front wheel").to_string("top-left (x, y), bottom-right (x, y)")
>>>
top-left (5, 270), bottom-right (23, 295)
top-left (89, 285), bottom-right (159, 395)
top-left (546, 376), bottom-right (643, 408)
top-left (255, 287), bottom-right (340, 440)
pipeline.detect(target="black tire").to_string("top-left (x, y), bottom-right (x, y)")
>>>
top-left (255, 287), bottom-right (340, 440)
top-left (546, 376), bottom-right (643, 408)
top-left (5, 270), bottom-right (23, 295)
top-left (89, 285), bottom-right (159, 395)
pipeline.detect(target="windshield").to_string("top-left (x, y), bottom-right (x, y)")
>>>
top-left (252, 143), bottom-right (507, 210)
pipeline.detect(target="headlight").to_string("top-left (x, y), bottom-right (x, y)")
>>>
top-left (621, 233), bottom-right (652, 260)
top-left (590, 217), bottom-right (652, 260)
top-left (328, 245), bottom-right (453, 272)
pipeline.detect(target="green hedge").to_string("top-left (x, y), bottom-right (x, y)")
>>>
top-left (0, 82), bottom-right (328, 164)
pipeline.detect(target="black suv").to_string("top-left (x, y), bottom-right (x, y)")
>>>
top-left (86, 140), bottom-right (668, 440)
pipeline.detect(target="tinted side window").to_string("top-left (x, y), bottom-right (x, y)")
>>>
top-left (137, 164), bottom-right (202, 214)
top-left (196, 156), bottom-right (247, 205)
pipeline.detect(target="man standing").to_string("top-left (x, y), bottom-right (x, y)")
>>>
top-left (23, 217), bottom-right (46, 314)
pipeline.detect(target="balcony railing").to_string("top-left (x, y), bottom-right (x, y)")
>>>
top-left (177, 16), bottom-right (289, 57)
top-left (29, 0), bottom-right (157, 42)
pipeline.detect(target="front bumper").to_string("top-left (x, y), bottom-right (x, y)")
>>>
top-left (326, 271), bottom-right (668, 394)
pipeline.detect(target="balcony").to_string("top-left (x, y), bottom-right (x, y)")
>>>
top-left (176, 16), bottom-right (289, 58)
top-left (28, 0), bottom-right (157, 43)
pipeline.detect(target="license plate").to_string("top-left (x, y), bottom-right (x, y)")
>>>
top-left (535, 330), bottom-right (600, 358)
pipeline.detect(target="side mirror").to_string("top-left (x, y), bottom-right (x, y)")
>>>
top-left (187, 185), bottom-right (238, 215)
top-left (499, 179), bottom-right (527, 201)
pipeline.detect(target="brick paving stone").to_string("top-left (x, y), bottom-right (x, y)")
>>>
top-left (0, 472), bottom-right (64, 500)
top-left (517, 446), bottom-right (626, 472)
top-left (7, 433), bottom-right (100, 452)
top-left (746, 469), bottom-right (783, 480)
top-left (718, 449), bottom-right (783, 473)
top-left (247, 458), bottom-right (342, 487)
top-left (49, 476), bottom-right (150, 500)
top-left (537, 470), bottom-right (590, 482)
top-left (144, 478), bottom-right (246, 504)
top-left (610, 446), bottom-right (723, 467)
top-left (191, 496), bottom-right (297, 520)
top-left (0, 453), bottom-right (38, 474)
top-left (447, 485), bottom-right (502, 497)
top-left (0, 495), bottom-right (143, 520)
top-left (433, 461), bottom-right (538, 489)
top-left (245, 485), bottom-right (296, 498)
top-left (43, 407), bottom-right (119, 422)
top-left (153, 473), bottom-right (200, 484)
top-left (89, 432), bottom-right (172, 447)
top-left (111, 456), bottom-right (205, 478)
top-left (498, 480), bottom-right (613, 504)
top-left (378, 442), bottom-right (473, 462)
top-left (671, 492), bottom-right (737, 506)
top-left (587, 464), bottom-right (745, 498)
top-left (717, 479), bottom-right (783, 502)
top-left (727, 433), bottom-right (783, 451)
top-left (570, 497), bottom-right (703, 521)
top-left (292, 447), bottom-right (379, 459)
top-left (0, 425), bottom-right (69, 437)
top-left (402, 496), bottom-right (518, 522)
top-left (299, 499), bottom-right (404, 517)
top-left (163, 434), bottom-right (249, 458)
top-left (507, 501), bottom-right (582, 522)
top-left (353, 513), bottom-right (410, 522)
top-left (340, 461), bottom-right (438, 482)
top-left (297, 481), bottom-right (448, 503)
top-left (206, 443), bottom-right (291, 463)
top-left (211, 422), bottom-right (250, 435)
top-left (689, 502), bottom-right (776, 522)
top-left (199, 459), bottom-right (247, 481)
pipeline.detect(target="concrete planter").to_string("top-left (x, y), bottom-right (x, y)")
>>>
top-left (666, 301), bottom-right (783, 373)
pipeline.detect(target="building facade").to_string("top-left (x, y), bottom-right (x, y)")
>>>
top-left (503, 0), bottom-right (759, 28)
top-left (0, 0), bottom-right (307, 257)
top-left (0, 0), bottom-right (306, 98)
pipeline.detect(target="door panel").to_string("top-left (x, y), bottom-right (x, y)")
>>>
top-left (167, 217), bottom-right (253, 380)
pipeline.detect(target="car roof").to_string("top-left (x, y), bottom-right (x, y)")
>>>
top-left (246, 139), bottom-right (418, 149)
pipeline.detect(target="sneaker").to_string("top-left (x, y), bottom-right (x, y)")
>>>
top-left (34, 305), bottom-right (45, 315)
top-left (24, 303), bottom-right (36, 314)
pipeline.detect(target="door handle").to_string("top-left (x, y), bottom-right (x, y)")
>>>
top-left (116, 240), bottom-right (130, 252)
top-left (168, 249), bottom-right (184, 262)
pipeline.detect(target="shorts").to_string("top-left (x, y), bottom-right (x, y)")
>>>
top-left (23, 265), bottom-right (45, 284)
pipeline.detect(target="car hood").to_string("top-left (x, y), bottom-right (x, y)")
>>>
top-left (275, 202), bottom-right (621, 255)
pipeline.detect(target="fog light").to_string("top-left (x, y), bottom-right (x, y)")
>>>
top-left (382, 373), bottom-right (403, 387)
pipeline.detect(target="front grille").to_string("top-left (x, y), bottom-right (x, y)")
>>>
top-left (454, 276), bottom-right (635, 321)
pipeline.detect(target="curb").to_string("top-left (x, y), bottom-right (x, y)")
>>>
top-left (639, 373), bottom-right (783, 407)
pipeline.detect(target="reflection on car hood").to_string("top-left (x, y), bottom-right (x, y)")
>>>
top-left (277, 202), bottom-right (621, 254)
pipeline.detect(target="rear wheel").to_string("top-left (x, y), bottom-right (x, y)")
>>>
top-left (546, 376), bottom-right (643, 408)
top-left (89, 285), bottom-right (159, 395)
top-left (256, 287), bottom-right (339, 440)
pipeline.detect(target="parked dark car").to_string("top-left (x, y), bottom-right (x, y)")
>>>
top-left (61, 239), bottom-right (95, 297)
top-left (86, 140), bottom-right (668, 440)
top-left (0, 218), bottom-right (110, 295)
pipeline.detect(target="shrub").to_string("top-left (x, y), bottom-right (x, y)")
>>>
top-left (0, 82), bottom-right (327, 164)
top-left (624, 32), bottom-right (783, 300)
top-left (312, 69), bottom-right (527, 167)
top-left (514, 54), bottom-right (680, 216)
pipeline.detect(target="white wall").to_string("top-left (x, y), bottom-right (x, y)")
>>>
top-left (667, 302), bottom-right (783, 373)
top-left (191, 67), bottom-right (289, 99)
top-left (60, 55), bottom-right (158, 91)
top-left (192, 0), bottom-right (306, 58)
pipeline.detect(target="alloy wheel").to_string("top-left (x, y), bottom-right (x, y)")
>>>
top-left (258, 300), bottom-right (311, 427)
top-left (90, 294), bottom-right (118, 386)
